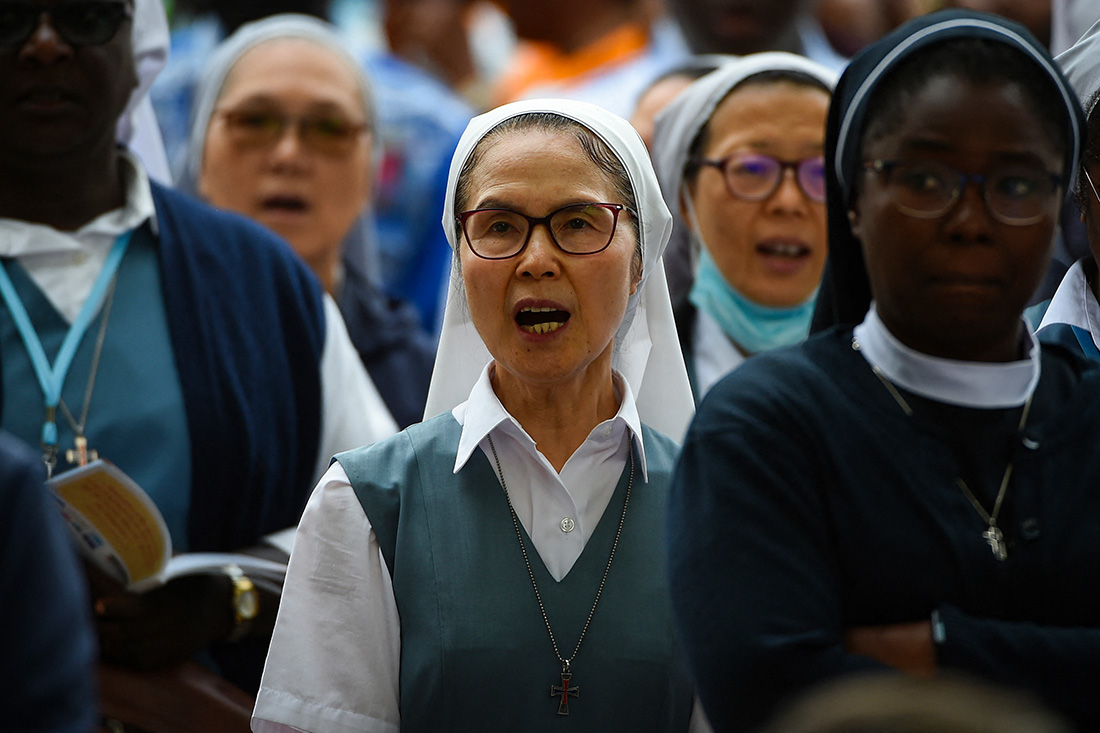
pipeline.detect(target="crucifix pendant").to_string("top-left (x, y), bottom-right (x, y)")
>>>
top-left (550, 662), bottom-right (579, 715)
top-left (42, 445), bottom-right (58, 479)
top-left (64, 435), bottom-right (98, 467)
top-left (983, 525), bottom-right (1008, 561)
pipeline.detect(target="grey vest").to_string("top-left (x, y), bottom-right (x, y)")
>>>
top-left (338, 413), bottom-right (694, 732)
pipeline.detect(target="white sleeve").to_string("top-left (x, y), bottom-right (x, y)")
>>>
top-left (688, 695), bottom-right (714, 733)
top-left (316, 295), bottom-right (398, 482)
top-left (253, 462), bottom-right (401, 733)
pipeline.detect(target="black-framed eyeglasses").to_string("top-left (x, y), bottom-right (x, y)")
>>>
top-left (215, 109), bottom-right (369, 156)
top-left (0, 1), bottom-right (133, 48)
top-left (863, 158), bottom-right (1062, 226)
top-left (456, 202), bottom-right (633, 260)
top-left (693, 153), bottom-right (827, 203)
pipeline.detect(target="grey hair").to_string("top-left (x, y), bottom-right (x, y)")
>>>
top-left (452, 112), bottom-right (643, 281)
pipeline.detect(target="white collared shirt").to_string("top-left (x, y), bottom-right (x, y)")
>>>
top-left (0, 151), bottom-right (397, 486)
top-left (692, 307), bottom-right (747, 398)
top-left (0, 150), bottom-right (157, 323)
top-left (453, 363), bottom-right (647, 580)
top-left (1038, 257), bottom-right (1100, 353)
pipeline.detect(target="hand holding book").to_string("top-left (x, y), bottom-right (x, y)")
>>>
top-left (47, 459), bottom-right (287, 592)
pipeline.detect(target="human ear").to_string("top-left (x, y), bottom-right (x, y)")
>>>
top-left (848, 195), bottom-right (862, 240)
top-left (629, 249), bottom-right (643, 296)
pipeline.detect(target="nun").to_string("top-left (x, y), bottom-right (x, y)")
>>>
top-left (184, 14), bottom-right (436, 429)
top-left (667, 11), bottom-right (1100, 732)
top-left (253, 99), bottom-right (705, 731)
top-left (652, 53), bottom-right (836, 399)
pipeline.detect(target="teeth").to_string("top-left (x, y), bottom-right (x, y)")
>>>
top-left (521, 321), bottom-right (564, 335)
top-left (763, 243), bottom-right (806, 257)
top-left (521, 307), bottom-right (556, 313)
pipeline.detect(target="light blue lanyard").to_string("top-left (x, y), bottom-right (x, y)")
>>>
top-left (0, 230), bottom-right (133, 471)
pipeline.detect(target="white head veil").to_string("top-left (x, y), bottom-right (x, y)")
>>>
top-left (651, 52), bottom-right (838, 268)
top-left (116, 0), bottom-right (171, 184)
top-left (423, 98), bottom-right (695, 441)
top-left (1057, 15), bottom-right (1100, 115)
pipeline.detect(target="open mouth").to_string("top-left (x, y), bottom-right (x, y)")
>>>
top-left (17, 86), bottom-right (77, 111)
top-left (261, 195), bottom-right (310, 213)
top-left (515, 306), bottom-right (570, 335)
top-left (756, 240), bottom-right (811, 259)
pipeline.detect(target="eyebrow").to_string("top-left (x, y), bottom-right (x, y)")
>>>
top-left (469, 198), bottom-right (603, 212)
top-left (221, 94), bottom-right (360, 117)
top-left (741, 140), bottom-right (825, 154)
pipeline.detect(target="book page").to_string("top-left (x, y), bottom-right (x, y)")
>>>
top-left (163, 553), bottom-right (288, 586)
top-left (49, 460), bottom-right (172, 590)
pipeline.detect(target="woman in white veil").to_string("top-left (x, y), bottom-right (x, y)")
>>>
top-left (254, 99), bottom-right (702, 732)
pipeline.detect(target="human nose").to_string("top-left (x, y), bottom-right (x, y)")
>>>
top-left (19, 13), bottom-right (74, 63)
top-left (516, 221), bottom-right (561, 278)
top-left (269, 120), bottom-right (309, 164)
top-left (765, 166), bottom-right (810, 213)
top-left (944, 176), bottom-right (994, 241)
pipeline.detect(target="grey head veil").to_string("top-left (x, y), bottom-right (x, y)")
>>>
top-left (183, 13), bottom-right (378, 188)
top-left (181, 13), bottom-right (382, 280)
top-left (810, 9), bottom-right (1084, 333)
top-left (424, 99), bottom-right (695, 440)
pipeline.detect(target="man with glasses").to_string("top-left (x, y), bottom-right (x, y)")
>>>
top-left (0, 0), bottom-right (397, 717)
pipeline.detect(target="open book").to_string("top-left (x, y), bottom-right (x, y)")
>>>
top-left (48, 459), bottom-right (288, 593)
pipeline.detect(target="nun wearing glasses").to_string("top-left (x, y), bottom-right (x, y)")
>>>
top-left (652, 53), bottom-right (836, 399)
top-left (254, 99), bottom-right (707, 732)
top-left (667, 11), bottom-right (1100, 733)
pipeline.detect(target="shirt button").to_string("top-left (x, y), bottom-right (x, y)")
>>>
top-left (560, 517), bottom-right (576, 533)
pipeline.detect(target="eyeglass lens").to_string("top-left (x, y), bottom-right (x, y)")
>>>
top-left (219, 110), bottom-right (366, 155)
top-left (722, 154), bottom-right (827, 203)
top-left (874, 160), bottom-right (1058, 225)
top-left (0, 1), bottom-right (130, 47)
top-left (461, 204), bottom-right (623, 259)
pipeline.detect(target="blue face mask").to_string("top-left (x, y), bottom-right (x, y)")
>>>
top-left (688, 248), bottom-right (816, 355)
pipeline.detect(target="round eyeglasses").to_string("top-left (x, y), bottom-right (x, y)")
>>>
top-left (456, 203), bottom-right (633, 260)
top-left (693, 153), bottom-right (827, 203)
top-left (863, 159), bottom-right (1062, 226)
top-left (215, 109), bottom-right (369, 156)
top-left (0, 1), bottom-right (132, 48)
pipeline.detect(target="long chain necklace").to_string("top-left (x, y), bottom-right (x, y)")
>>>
top-left (58, 278), bottom-right (117, 468)
top-left (486, 434), bottom-right (633, 716)
top-left (854, 338), bottom-right (1031, 561)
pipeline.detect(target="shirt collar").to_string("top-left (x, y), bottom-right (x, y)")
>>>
top-left (1038, 258), bottom-right (1100, 338)
top-left (854, 301), bottom-right (1040, 408)
top-left (452, 362), bottom-right (648, 479)
top-left (0, 150), bottom-right (157, 257)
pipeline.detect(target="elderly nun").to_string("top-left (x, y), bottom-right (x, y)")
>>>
top-left (254, 98), bottom-right (706, 732)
